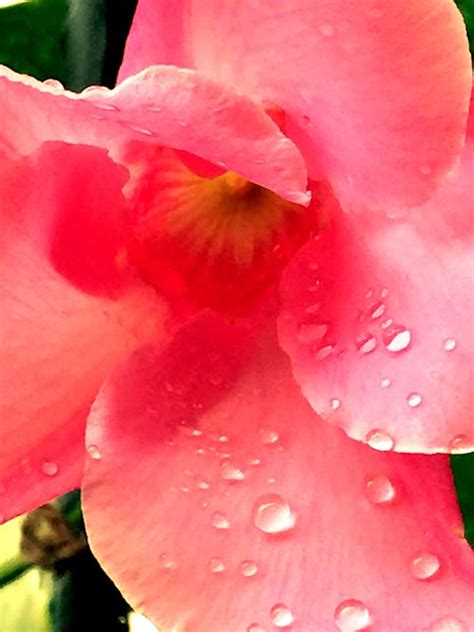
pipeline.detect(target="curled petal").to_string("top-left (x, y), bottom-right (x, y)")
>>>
top-left (0, 64), bottom-right (308, 204)
top-left (83, 313), bottom-right (474, 630)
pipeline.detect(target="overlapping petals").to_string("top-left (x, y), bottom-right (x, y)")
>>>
top-left (121, 0), bottom-right (472, 211)
top-left (0, 64), bottom-right (308, 204)
top-left (83, 312), bottom-right (474, 631)
top-left (0, 143), bottom-right (167, 521)
top-left (278, 106), bottom-right (474, 453)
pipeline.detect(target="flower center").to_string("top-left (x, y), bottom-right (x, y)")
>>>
top-left (127, 147), bottom-right (322, 314)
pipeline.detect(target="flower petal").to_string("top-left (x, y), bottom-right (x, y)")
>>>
top-left (0, 143), bottom-right (167, 522)
top-left (120, 0), bottom-right (471, 210)
top-left (278, 123), bottom-right (474, 453)
top-left (83, 312), bottom-right (474, 631)
top-left (0, 64), bottom-right (308, 204)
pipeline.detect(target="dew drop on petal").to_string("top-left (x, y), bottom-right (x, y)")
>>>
top-left (383, 325), bottom-right (411, 352)
top-left (158, 553), bottom-right (175, 570)
top-left (443, 338), bottom-right (457, 352)
top-left (126, 124), bottom-right (153, 136)
top-left (334, 599), bottom-right (372, 631)
top-left (247, 625), bottom-right (267, 632)
top-left (209, 557), bottom-right (225, 573)
top-left (380, 378), bottom-right (391, 389)
top-left (270, 603), bottom-right (295, 628)
top-left (355, 333), bottom-right (377, 354)
top-left (407, 393), bottom-right (423, 408)
top-left (315, 344), bottom-right (334, 360)
top-left (42, 462), bottom-right (59, 476)
top-left (220, 459), bottom-right (245, 482)
top-left (87, 444), bottom-right (102, 460)
top-left (449, 434), bottom-right (472, 454)
top-left (370, 303), bottom-right (385, 319)
top-left (253, 494), bottom-right (296, 534)
top-left (331, 398), bottom-right (342, 410)
top-left (240, 560), bottom-right (258, 577)
top-left (212, 511), bottom-right (230, 529)
top-left (426, 616), bottom-right (466, 632)
top-left (410, 552), bottom-right (441, 580)
top-left (260, 428), bottom-right (280, 445)
top-left (366, 429), bottom-right (395, 452)
top-left (365, 475), bottom-right (396, 505)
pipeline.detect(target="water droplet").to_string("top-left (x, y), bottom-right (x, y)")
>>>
top-left (380, 288), bottom-right (389, 298)
top-left (331, 398), bottom-right (342, 410)
top-left (449, 434), bottom-right (472, 454)
top-left (209, 557), bottom-right (225, 573)
top-left (407, 393), bottom-right (423, 408)
top-left (410, 552), bottom-right (441, 580)
top-left (95, 102), bottom-right (119, 111)
top-left (334, 599), bottom-right (372, 631)
top-left (366, 429), bottom-right (395, 452)
top-left (253, 494), bottom-right (296, 534)
top-left (218, 434), bottom-right (230, 443)
top-left (42, 461), bottom-right (58, 476)
top-left (87, 444), bottom-right (102, 460)
top-left (319, 24), bottom-right (335, 37)
top-left (297, 322), bottom-right (328, 344)
top-left (427, 616), bottom-right (466, 632)
top-left (195, 478), bottom-right (210, 490)
top-left (126, 123), bottom-right (153, 136)
top-left (380, 318), bottom-right (393, 330)
top-left (220, 459), bottom-right (245, 482)
top-left (270, 603), bottom-right (294, 628)
top-left (240, 560), bottom-right (258, 577)
top-left (443, 338), bottom-right (457, 352)
top-left (383, 325), bottom-right (411, 352)
top-left (247, 625), bottom-right (267, 632)
top-left (367, 302), bottom-right (384, 320)
top-left (365, 475), bottom-right (396, 504)
top-left (212, 511), bottom-right (230, 529)
top-left (260, 428), bottom-right (280, 445)
top-left (158, 553), bottom-right (175, 569)
top-left (315, 344), bottom-right (334, 360)
top-left (380, 378), bottom-right (391, 388)
top-left (356, 333), bottom-right (377, 354)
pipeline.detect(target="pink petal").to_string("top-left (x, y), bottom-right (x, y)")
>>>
top-left (278, 122), bottom-right (474, 453)
top-left (0, 65), bottom-right (308, 205)
top-left (82, 312), bottom-right (474, 631)
top-left (120, 0), bottom-right (471, 210)
top-left (0, 144), bottom-right (167, 522)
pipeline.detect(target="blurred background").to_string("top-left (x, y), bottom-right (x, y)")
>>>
top-left (0, 0), bottom-right (472, 629)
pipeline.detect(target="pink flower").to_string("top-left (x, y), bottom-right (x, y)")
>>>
top-left (1, 0), bottom-right (473, 629)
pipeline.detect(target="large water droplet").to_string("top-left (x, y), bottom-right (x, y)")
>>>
top-left (356, 333), bottom-right (377, 354)
top-left (383, 325), bottom-right (411, 352)
top-left (334, 599), bottom-right (372, 631)
top-left (211, 511), bottom-right (230, 529)
top-left (42, 462), bottom-right (59, 476)
top-left (270, 603), bottom-right (295, 628)
top-left (370, 303), bottom-right (386, 320)
top-left (220, 459), bottom-right (245, 482)
top-left (407, 393), bottom-right (423, 408)
top-left (449, 434), bottom-right (472, 454)
top-left (366, 429), bottom-right (395, 452)
top-left (208, 557), bottom-right (225, 573)
top-left (443, 338), bottom-right (457, 352)
top-left (410, 552), bottom-right (440, 580)
top-left (87, 444), bottom-right (102, 460)
top-left (365, 475), bottom-right (396, 505)
top-left (297, 322), bottom-right (328, 344)
top-left (253, 494), bottom-right (296, 534)
top-left (240, 560), bottom-right (258, 577)
top-left (260, 428), bottom-right (280, 445)
top-left (426, 616), bottom-right (466, 632)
